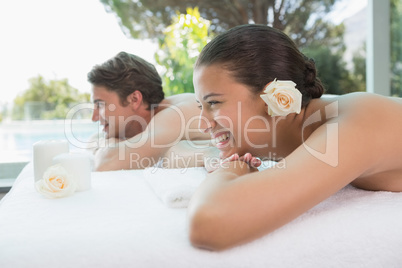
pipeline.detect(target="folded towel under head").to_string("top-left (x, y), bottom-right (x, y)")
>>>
top-left (144, 160), bottom-right (278, 208)
top-left (143, 167), bottom-right (208, 208)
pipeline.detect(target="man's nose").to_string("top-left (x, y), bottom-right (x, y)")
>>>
top-left (92, 107), bottom-right (99, 122)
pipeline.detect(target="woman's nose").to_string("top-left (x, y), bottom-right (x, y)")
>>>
top-left (198, 111), bottom-right (214, 133)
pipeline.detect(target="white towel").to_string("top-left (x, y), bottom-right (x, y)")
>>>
top-left (143, 161), bottom-right (277, 208)
top-left (257, 160), bottom-right (277, 170)
top-left (3, 162), bottom-right (402, 267)
top-left (143, 167), bottom-right (208, 208)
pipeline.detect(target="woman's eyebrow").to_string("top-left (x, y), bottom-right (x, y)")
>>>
top-left (203, 93), bottom-right (223, 100)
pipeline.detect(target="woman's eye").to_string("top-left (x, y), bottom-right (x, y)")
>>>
top-left (197, 100), bottom-right (221, 110)
top-left (208, 101), bottom-right (220, 106)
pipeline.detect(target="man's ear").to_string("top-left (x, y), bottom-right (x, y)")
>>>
top-left (126, 90), bottom-right (143, 110)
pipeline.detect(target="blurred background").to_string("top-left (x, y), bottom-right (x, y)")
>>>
top-left (0, 0), bottom-right (400, 167)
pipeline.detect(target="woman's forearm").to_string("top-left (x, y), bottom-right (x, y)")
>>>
top-left (187, 162), bottom-right (253, 250)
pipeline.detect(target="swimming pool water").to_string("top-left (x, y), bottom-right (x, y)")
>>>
top-left (0, 120), bottom-right (100, 162)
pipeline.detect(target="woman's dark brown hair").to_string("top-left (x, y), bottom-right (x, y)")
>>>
top-left (195, 24), bottom-right (324, 106)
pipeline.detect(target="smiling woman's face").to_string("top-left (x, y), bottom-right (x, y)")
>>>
top-left (194, 64), bottom-right (271, 158)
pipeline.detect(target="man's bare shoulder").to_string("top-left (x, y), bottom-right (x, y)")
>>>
top-left (149, 93), bottom-right (208, 140)
top-left (155, 93), bottom-right (198, 115)
top-left (148, 93), bottom-right (198, 121)
top-left (165, 93), bottom-right (198, 106)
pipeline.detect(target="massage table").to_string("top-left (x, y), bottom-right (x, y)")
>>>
top-left (0, 162), bottom-right (402, 267)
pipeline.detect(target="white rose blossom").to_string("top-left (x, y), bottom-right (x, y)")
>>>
top-left (260, 78), bottom-right (302, 117)
top-left (35, 164), bottom-right (77, 199)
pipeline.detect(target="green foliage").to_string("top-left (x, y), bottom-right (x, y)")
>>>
top-left (100, 0), bottom-right (340, 49)
top-left (391, 0), bottom-right (402, 96)
top-left (302, 22), bottom-right (366, 95)
top-left (303, 46), bottom-right (348, 94)
top-left (12, 75), bottom-right (90, 120)
top-left (155, 7), bottom-right (212, 95)
top-left (303, 42), bottom-right (367, 95)
top-left (351, 45), bottom-right (366, 92)
top-left (0, 104), bottom-right (6, 123)
top-left (100, 0), bottom-right (369, 95)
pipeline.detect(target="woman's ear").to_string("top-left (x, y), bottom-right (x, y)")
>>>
top-left (264, 103), bottom-right (269, 115)
top-left (262, 101), bottom-right (269, 115)
top-left (258, 95), bottom-right (269, 115)
top-left (126, 90), bottom-right (143, 110)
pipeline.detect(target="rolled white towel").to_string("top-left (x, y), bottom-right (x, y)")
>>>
top-left (143, 161), bottom-right (277, 208)
top-left (143, 167), bottom-right (208, 208)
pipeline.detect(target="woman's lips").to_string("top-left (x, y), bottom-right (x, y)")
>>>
top-left (212, 132), bottom-right (231, 149)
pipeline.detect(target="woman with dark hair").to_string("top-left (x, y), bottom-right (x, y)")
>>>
top-left (188, 24), bottom-right (402, 250)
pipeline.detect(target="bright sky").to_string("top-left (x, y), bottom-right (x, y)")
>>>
top-left (0, 0), bottom-right (367, 105)
top-left (0, 0), bottom-right (157, 105)
top-left (328, 0), bottom-right (368, 24)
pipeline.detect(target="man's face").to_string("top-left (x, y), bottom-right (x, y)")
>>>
top-left (91, 86), bottom-right (142, 139)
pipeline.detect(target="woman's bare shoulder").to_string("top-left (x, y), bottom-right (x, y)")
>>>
top-left (341, 91), bottom-right (402, 104)
top-left (325, 92), bottom-right (402, 119)
top-left (301, 92), bottom-right (402, 169)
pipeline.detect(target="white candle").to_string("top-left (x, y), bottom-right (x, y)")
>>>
top-left (33, 140), bottom-right (69, 182)
top-left (53, 152), bottom-right (92, 192)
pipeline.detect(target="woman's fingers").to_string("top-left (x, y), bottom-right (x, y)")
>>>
top-left (222, 153), bottom-right (239, 163)
top-left (239, 153), bottom-right (252, 163)
top-left (223, 152), bottom-right (262, 168)
top-left (250, 157), bottom-right (262, 168)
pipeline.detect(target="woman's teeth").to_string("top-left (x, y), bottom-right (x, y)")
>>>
top-left (215, 133), bottom-right (229, 144)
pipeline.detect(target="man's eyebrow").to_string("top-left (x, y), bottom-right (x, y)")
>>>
top-left (93, 99), bottom-right (104, 104)
top-left (203, 93), bottom-right (223, 101)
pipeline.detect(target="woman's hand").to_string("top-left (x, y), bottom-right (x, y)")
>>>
top-left (204, 152), bottom-right (261, 173)
top-left (216, 160), bottom-right (258, 177)
top-left (224, 153), bottom-right (262, 168)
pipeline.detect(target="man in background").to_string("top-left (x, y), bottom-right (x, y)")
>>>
top-left (87, 52), bottom-right (215, 171)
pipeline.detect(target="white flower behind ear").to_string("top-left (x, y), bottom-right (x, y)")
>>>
top-left (260, 79), bottom-right (302, 117)
top-left (35, 164), bottom-right (77, 199)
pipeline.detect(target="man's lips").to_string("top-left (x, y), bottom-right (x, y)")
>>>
top-left (102, 123), bottom-right (109, 132)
